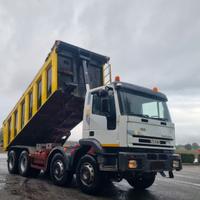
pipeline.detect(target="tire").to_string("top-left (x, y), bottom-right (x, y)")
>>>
top-left (50, 153), bottom-right (73, 186)
top-left (7, 150), bottom-right (18, 174)
top-left (18, 150), bottom-right (40, 177)
top-left (76, 155), bottom-right (102, 194)
top-left (127, 173), bottom-right (156, 190)
top-left (18, 150), bottom-right (30, 177)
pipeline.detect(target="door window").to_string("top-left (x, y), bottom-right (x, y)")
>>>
top-left (92, 91), bottom-right (116, 130)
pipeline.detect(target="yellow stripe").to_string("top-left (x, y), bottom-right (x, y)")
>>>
top-left (42, 70), bottom-right (47, 105)
top-left (101, 144), bottom-right (120, 147)
top-left (10, 114), bottom-right (15, 142)
top-left (52, 49), bottom-right (58, 92)
top-left (25, 95), bottom-right (29, 125)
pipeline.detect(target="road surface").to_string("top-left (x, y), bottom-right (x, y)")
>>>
top-left (0, 153), bottom-right (200, 200)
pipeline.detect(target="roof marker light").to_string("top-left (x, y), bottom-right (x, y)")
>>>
top-left (152, 87), bottom-right (159, 93)
top-left (115, 76), bottom-right (120, 82)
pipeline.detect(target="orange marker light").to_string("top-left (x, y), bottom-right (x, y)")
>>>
top-left (152, 87), bottom-right (159, 93)
top-left (128, 160), bottom-right (137, 169)
top-left (115, 76), bottom-right (120, 82)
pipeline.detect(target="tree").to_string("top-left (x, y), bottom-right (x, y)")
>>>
top-left (184, 143), bottom-right (192, 150)
top-left (192, 143), bottom-right (199, 150)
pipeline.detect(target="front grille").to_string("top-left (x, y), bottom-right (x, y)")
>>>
top-left (147, 154), bottom-right (168, 160)
top-left (159, 154), bottom-right (168, 160)
top-left (147, 154), bottom-right (157, 160)
top-left (133, 135), bottom-right (173, 141)
top-left (139, 139), bottom-right (151, 143)
top-left (138, 138), bottom-right (167, 145)
top-left (133, 143), bottom-right (174, 148)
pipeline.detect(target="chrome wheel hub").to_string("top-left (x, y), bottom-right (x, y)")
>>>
top-left (80, 162), bottom-right (95, 186)
top-left (53, 160), bottom-right (64, 180)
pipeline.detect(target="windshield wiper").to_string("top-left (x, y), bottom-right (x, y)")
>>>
top-left (150, 116), bottom-right (168, 121)
top-left (130, 113), bottom-right (150, 118)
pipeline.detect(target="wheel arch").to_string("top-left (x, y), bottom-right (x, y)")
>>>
top-left (71, 138), bottom-right (104, 171)
top-left (46, 146), bottom-right (70, 173)
top-left (8, 146), bottom-right (32, 158)
top-left (79, 138), bottom-right (104, 154)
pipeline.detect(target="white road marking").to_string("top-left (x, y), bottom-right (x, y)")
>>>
top-left (157, 178), bottom-right (200, 189)
top-left (174, 174), bottom-right (200, 180)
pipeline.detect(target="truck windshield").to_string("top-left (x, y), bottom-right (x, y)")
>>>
top-left (118, 89), bottom-right (171, 122)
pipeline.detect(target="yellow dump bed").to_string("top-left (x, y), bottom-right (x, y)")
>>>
top-left (2, 41), bottom-right (110, 151)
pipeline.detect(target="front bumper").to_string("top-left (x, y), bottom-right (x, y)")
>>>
top-left (118, 152), bottom-right (182, 172)
top-left (98, 151), bottom-right (182, 172)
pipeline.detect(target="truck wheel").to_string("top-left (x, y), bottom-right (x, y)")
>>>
top-left (7, 150), bottom-right (18, 174)
top-left (76, 155), bottom-right (102, 194)
top-left (127, 173), bottom-right (156, 190)
top-left (50, 153), bottom-right (73, 186)
top-left (18, 150), bottom-right (40, 177)
top-left (18, 150), bottom-right (31, 177)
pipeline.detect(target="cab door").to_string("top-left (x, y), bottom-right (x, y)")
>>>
top-left (88, 89), bottom-right (119, 146)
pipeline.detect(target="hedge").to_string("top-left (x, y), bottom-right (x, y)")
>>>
top-left (180, 154), bottom-right (195, 163)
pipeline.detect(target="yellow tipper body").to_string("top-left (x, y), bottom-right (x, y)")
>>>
top-left (3, 48), bottom-right (58, 151)
top-left (2, 41), bottom-right (109, 151)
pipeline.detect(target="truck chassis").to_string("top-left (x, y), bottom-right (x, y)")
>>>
top-left (7, 139), bottom-right (182, 194)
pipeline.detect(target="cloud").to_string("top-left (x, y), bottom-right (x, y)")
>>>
top-left (0, 0), bottom-right (200, 144)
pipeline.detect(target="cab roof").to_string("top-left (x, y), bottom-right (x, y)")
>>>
top-left (113, 81), bottom-right (168, 101)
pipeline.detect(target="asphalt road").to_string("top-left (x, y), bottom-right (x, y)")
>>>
top-left (0, 153), bottom-right (200, 200)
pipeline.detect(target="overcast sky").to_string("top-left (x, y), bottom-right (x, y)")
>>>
top-left (0, 0), bottom-right (200, 144)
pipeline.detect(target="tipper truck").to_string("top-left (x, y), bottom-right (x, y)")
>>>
top-left (2, 41), bottom-right (182, 194)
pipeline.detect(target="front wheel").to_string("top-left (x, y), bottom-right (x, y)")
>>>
top-left (50, 153), bottom-right (73, 186)
top-left (76, 155), bottom-right (102, 194)
top-left (127, 173), bottom-right (156, 190)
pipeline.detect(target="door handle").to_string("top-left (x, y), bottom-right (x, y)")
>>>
top-left (89, 131), bottom-right (94, 136)
top-left (141, 118), bottom-right (148, 122)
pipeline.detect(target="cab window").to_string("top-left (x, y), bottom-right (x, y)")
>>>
top-left (92, 90), bottom-right (116, 130)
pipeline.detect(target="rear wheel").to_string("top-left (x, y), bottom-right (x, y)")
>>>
top-left (50, 153), bottom-right (73, 186)
top-left (18, 150), bottom-right (30, 177)
top-left (76, 155), bottom-right (102, 194)
top-left (127, 173), bottom-right (156, 190)
top-left (18, 150), bottom-right (40, 177)
top-left (7, 150), bottom-right (18, 174)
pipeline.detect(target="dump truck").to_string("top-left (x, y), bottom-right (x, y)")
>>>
top-left (2, 41), bottom-right (182, 194)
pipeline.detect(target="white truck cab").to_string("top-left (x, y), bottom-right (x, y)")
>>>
top-left (83, 81), bottom-right (175, 150)
top-left (78, 79), bottom-right (181, 193)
